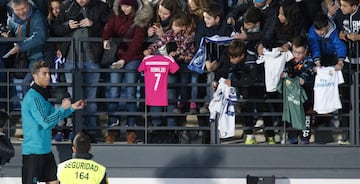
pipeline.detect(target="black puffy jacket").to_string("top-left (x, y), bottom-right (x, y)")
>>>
top-left (0, 133), bottom-right (15, 165)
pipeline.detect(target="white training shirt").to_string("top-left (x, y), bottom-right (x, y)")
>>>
top-left (313, 66), bottom-right (344, 114)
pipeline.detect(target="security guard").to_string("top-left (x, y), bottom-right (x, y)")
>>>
top-left (57, 132), bottom-right (108, 184)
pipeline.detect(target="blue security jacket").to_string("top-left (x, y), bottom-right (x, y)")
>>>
top-left (21, 88), bottom-right (74, 155)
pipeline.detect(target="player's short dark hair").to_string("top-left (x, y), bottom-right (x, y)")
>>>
top-left (31, 61), bottom-right (49, 75)
top-left (73, 132), bottom-right (91, 153)
top-left (313, 13), bottom-right (329, 30)
top-left (0, 111), bottom-right (9, 128)
top-left (228, 39), bottom-right (245, 58)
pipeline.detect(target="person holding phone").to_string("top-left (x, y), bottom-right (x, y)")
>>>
top-left (53, 0), bottom-right (110, 142)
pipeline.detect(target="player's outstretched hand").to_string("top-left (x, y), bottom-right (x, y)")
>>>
top-left (72, 99), bottom-right (87, 110)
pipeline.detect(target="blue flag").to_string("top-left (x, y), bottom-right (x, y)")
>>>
top-left (188, 38), bottom-right (206, 74)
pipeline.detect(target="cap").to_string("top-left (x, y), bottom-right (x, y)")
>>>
top-left (254, 0), bottom-right (266, 3)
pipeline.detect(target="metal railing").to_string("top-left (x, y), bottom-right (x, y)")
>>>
top-left (0, 37), bottom-right (358, 145)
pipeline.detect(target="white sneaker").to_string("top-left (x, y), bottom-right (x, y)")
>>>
top-left (338, 140), bottom-right (351, 145)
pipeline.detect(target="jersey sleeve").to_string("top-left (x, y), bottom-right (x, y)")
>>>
top-left (138, 59), bottom-right (145, 72)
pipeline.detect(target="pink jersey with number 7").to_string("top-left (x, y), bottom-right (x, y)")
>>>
top-left (138, 55), bottom-right (179, 106)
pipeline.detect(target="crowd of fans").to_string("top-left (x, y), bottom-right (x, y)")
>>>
top-left (0, 0), bottom-right (358, 145)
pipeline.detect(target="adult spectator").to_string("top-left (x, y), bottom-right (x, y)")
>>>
top-left (147, 0), bottom-right (183, 51)
top-left (102, 0), bottom-right (153, 144)
top-left (53, 0), bottom-right (110, 141)
top-left (146, 0), bottom-right (184, 129)
top-left (6, 0), bottom-right (47, 94)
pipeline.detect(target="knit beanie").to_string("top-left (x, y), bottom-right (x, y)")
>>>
top-left (119, 0), bottom-right (139, 10)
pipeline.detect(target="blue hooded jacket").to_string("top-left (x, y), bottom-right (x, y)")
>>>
top-left (307, 19), bottom-right (347, 64)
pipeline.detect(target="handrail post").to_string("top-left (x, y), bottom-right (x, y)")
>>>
top-left (73, 38), bottom-right (85, 134)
